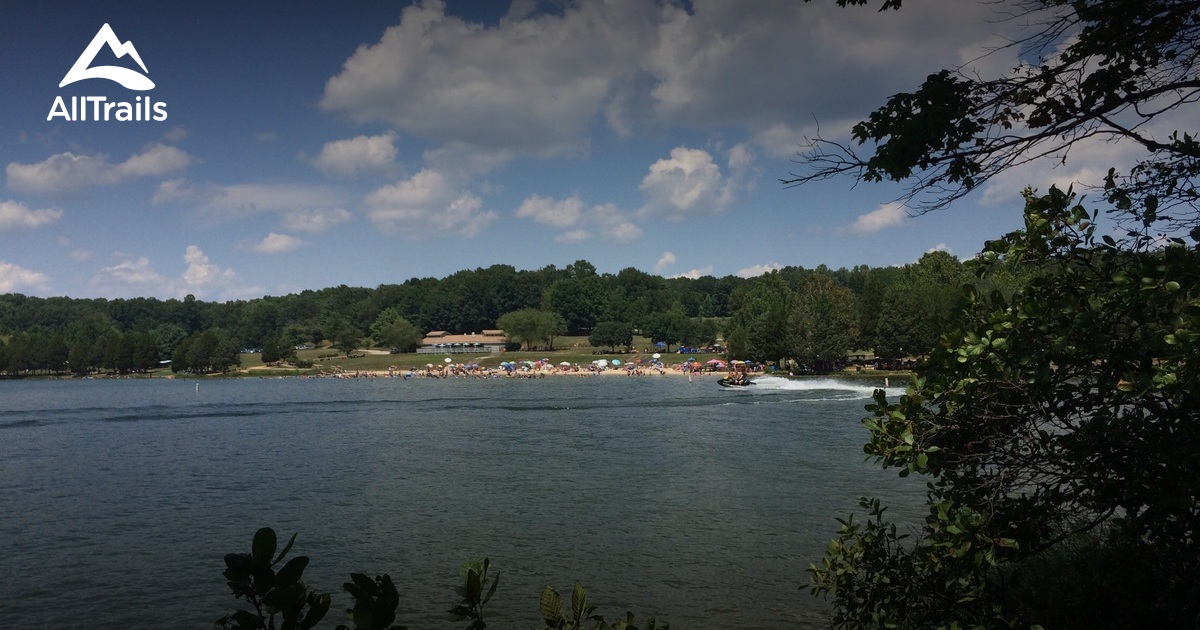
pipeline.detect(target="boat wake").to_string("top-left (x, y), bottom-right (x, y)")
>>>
top-left (747, 376), bottom-right (905, 399)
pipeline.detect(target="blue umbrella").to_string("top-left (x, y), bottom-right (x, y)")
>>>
top-left (612, 359), bottom-right (622, 366)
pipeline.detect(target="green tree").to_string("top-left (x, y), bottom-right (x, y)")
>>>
top-left (642, 309), bottom-right (690, 352)
top-left (790, 273), bottom-right (857, 371)
top-left (496, 308), bottom-right (560, 351)
top-left (811, 189), bottom-right (1200, 628)
top-left (332, 324), bottom-right (363, 356)
top-left (150, 323), bottom-right (189, 362)
top-left (370, 308), bottom-right (423, 352)
top-left (548, 269), bottom-right (607, 335)
top-left (172, 328), bottom-right (241, 374)
top-left (725, 273), bottom-right (794, 364)
top-left (681, 317), bottom-right (719, 348)
top-left (588, 321), bottom-right (634, 352)
top-left (261, 336), bottom-right (297, 365)
top-left (795, 2), bottom-right (1200, 627)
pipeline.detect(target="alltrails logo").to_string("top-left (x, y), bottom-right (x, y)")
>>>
top-left (47, 23), bottom-right (168, 122)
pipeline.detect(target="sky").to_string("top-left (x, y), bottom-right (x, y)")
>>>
top-left (0, 0), bottom-right (1117, 300)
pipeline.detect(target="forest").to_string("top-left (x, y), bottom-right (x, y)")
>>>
top-left (0, 251), bottom-right (1024, 376)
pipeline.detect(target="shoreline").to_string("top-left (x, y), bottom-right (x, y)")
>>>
top-left (1, 358), bottom-right (912, 382)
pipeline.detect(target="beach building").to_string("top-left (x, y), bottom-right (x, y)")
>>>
top-left (416, 329), bottom-right (508, 354)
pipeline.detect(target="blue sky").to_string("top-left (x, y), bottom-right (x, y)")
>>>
top-left (1, 1), bottom-right (1109, 300)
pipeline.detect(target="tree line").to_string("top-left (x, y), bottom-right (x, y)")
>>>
top-left (0, 254), bottom-right (1030, 376)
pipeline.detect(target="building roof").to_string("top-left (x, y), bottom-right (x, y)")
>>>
top-left (419, 330), bottom-right (508, 346)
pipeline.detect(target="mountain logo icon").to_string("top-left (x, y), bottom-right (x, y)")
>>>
top-left (59, 23), bottom-right (155, 91)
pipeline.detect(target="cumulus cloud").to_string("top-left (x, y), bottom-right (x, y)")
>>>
top-left (515, 194), bottom-right (642, 243)
top-left (91, 257), bottom-right (169, 295)
top-left (654, 251), bottom-right (677, 274)
top-left (592, 203), bottom-right (643, 242)
top-left (182, 245), bottom-right (238, 291)
top-left (364, 168), bottom-right (496, 237)
top-left (515, 194), bottom-right (584, 229)
top-left (314, 131), bottom-right (398, 176)
top-left (320, 0), bottom-right (659, 156)
top-left (639, 145), bottom-right (751, 220)
top-left (251, 232), bottom-right (303, 254)
top-left (0, 260), bottom-right (51, 293)
top-left (672, 265), bottom-right (714, 280)
top-left (0, 200), bottom-right (62, 230)
top-left (927, 243), bottom-right (954, 255)
top-left (318, 0), bottom-right (1010, 162)
top-left (846, 202), bottom-right (909, 235)
top-left (90, 246), bottom-right (252, 300)
top-left (737, 262), bottom-right (784, 278)
top-left (7, 144), bottom-right (190, 196)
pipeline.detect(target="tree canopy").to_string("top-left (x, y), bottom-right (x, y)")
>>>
top-left (791, 0), bottom-right (1200, 231)
top-left (795, 0), bottom-right (1200, 627)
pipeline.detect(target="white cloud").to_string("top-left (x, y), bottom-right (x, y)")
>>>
top-left (6, 144), bottom-right (190, 196)
top-left (364, 168), bottom-right (496, 237)
top-left (516, 194), bottom-right (584, 229)
top-left (317, 1), bottom-right (1015, 166)
top-left (320, 0), bottom-right (660, 157)
top-left (0, 200), bottom-right (62, 230)
top-left (926, 243), bottom-right (954, 255)
top-left (281, 208), bottom-right (353, 232)
top-left (592, 203), bottom-right (643, 242)
top-left (515, 194), bottom-right (642, 243)
top-left (90, 246), bottom-right (252, 300)
top-left (152, 178), bottom-right (196, 204)
top-left (314, 131), bottom-right (398, 176)
top-left (91, 257), bottom-right (170, 296)
top-left (251, 232), bottom-right (303, 254)
top-left (672, 265), bottom-right (714, 280)
top-left (182, 245), bottom-right (238, 291)
top-left (654, 251), bottom-right (677, 274)
top-left (554, 229), bottom-right (591, 244)
top-left (0, 260), bottom-right (51, 293)
top-left (737, 262), bottom-right (784, 278)
top-left (846, 202), bottom-right (909, 235)
top-left (639, 146), bottom-right (746, 220)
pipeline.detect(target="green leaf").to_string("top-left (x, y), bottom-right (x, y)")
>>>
top-left (483, 569), bottom-right (500, 605)
top-left (467, 567), bottom-right (482, 600)
top-left (275, 556), bottom-right (308, 588)
top-left (571, 581), bottom-right (588, 622)
top-left (539, 586), bottom-right (565, 624)
top-left (300, 593), bottom-right (331, 630)
top-left (274, 532), bottom-right (298, 566)
top-left (350, 573), bottom-right (378, 597)
top-left (252, 527), bottom-right (277, 567)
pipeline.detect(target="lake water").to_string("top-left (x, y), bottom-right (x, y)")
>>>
top-left (0, 374), bottom-right (924, 629)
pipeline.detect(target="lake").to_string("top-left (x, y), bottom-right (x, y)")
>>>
top-left (0, 374), bottom-right (924, 629)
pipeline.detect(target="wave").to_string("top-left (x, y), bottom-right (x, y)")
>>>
top-left (749, 376), bottom-right (905, 398)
